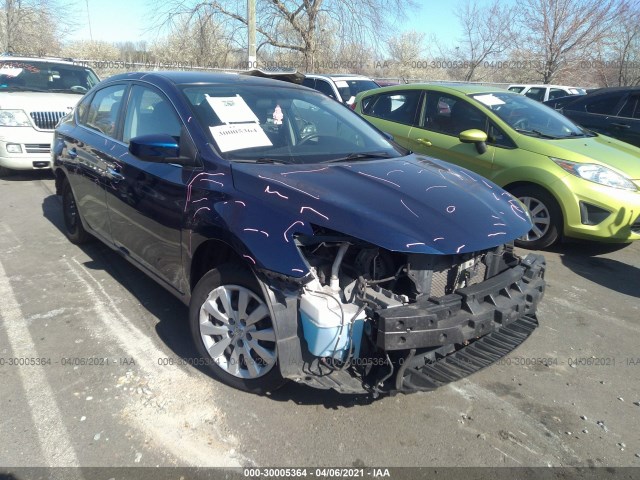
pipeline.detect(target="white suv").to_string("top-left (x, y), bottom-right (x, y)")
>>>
top-left (0, 55), bottom-right (99, 176)
top-left (302, 74), bottom-right (380, 105)
top-left (507, 84), bottom-right (586, 102)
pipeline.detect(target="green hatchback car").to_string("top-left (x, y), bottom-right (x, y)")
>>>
top-left (353, 85), bottom-right (640, 249)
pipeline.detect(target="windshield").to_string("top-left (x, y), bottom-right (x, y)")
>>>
top-left (335, 79), bottom-right (379, 103)
top-left (471, 91), bottom-right (591, 138)
top-left (0, 60), bottom-right (99, 94)
top-left (181, 83), bottom-right (404, 164)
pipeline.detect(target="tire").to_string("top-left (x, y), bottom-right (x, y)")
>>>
top-left (189, 264), bottom-right (287, 394)
top-left (62, 180), bottom-right (92, 244)
top-left (510, 185), bottom-right (562, 249)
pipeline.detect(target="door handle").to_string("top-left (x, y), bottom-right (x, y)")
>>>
top-left (106, 167), bottom-right (125, 182)
top-left (416, 138), bottom-right (432, 147)
top-left (611, 123), bottom-right (630, 129)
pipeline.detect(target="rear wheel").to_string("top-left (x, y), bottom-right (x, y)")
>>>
top-left (62, 180), bottom-right (92, 244)
top-left (189, 264), bottom-right (287, 394)
top-left (510, 185), bottom-right (562, 249)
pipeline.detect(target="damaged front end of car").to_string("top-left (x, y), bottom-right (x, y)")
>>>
top-left (255, 227), bottom-right (545, 397)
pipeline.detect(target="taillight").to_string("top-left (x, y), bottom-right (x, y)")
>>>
top-left (350, 101), bottom-right (357, 111)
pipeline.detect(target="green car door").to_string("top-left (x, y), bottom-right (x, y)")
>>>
top-left (406, 90), bottom-right (516, 181)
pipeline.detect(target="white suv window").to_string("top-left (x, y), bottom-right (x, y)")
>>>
top-left (0, 60), bottom-right (99, 94)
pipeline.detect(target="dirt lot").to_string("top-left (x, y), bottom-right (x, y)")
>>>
top-left (1, 171), bottom-right (639, 472)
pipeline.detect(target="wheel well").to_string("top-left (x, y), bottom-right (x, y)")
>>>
top-left (189, 239), bottom-right (246, 292)
top-left (503, 180), bottom-right (565, 226)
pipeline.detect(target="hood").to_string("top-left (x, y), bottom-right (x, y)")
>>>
top-left (229, 155), bottom-right (532, 256)
top-left (0, 91), bottom-right (81, 112)
top-left (518, 134), bottom-right (640, 179)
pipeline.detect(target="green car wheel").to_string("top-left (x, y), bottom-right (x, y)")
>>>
top-left (511, 185), bottom-right (562, 249)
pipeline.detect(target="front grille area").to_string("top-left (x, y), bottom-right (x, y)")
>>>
top-left (429, 253), bottom-right (487, 298)
top-left (29, 111), bottom-right (67, 130)
top-left (24, 143), bottom-right (50, 154)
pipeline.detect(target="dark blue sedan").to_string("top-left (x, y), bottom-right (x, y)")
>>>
top-left (52, 71), bottom-right (545, 395)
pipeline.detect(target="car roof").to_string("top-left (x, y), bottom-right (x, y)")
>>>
top-left (104, 70), bottom-right (308, 89)
top-left (508, 84), bottom-right (579, 89)
top-left (0, 55), bottom-right (77, 66)
top-left (306, 73), bottom-right (374, 80)
top-left (365, 83), bottom-right (507, 95)
top-left (578, 85), bottom-right (640, 96)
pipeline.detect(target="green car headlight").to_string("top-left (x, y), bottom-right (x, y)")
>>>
top-left (551, 157), bottom-right (637, 192)
top-left (0, 109), bottom-right (31, 127)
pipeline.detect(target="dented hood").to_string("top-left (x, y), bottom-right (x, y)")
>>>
top-left (229, 154), bottom-right (532, 256)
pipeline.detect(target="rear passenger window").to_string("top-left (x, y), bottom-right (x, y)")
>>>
top-left (362, 90), bottom-right (421, 125)
top-left (584, 94), bottom-right (625, 114)
top-left (82, 84), bottom-right (127, 137)
top-left (524, 87), bottom-right (546, 102)
top-left (314, 80), bottom-right (336, 99)
top-left (618, 95), bottom-right (639, 118)
top-left (548, 88), bottom-right (568, 100)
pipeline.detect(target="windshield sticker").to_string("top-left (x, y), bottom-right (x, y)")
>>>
top-left (0, 62), bottom-right (39, 74)
top-left (205, 94), bottom-right (259, 124)
top-left (335, 80), bottom-right (349, 88)
top-left (0, 66), bottom-right (23, 77)
top-left (210, 124), bottom-right (272, 152)
top-left (272, 105), bottom-right (283, 125)
top-left (474, 94), bottom-right (505, 107)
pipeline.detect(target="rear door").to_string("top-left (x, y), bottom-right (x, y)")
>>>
top-left (610, 93), bottom-right (640, 147)
top-left (63, 83), bottom-right (128, 243)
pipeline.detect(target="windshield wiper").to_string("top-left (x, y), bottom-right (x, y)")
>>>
top-left (514, 128), bottom-right (559, 139)
top-left (323, 152), bottom-right (393, 163)
top-left (231, 157), bottom-right (291, 164)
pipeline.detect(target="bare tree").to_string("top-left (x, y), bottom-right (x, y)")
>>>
top-left (518, 0), bottom-right (629, 84)
top-left (385, 30), bottom-right (425, 78)
top-left (450, 0), bottom-right (516, 81)
top-left (612, 2), bottom-right (640, 86)
top-left (155, 0), bottom-right (414, 72)
top-left (0, 0), bottom-right (61, 55)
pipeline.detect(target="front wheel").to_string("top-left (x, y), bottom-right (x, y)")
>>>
top-left (189, 264), bottom-right (287, 394)
top-left (510, 185), bottom-right (562, 249)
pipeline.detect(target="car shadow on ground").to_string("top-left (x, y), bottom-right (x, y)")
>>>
top-left (0, 170), bottom-right (54, 182)
top-left (547, 241), bottom-right (639, 298)
top-left (42, 194), bottom-right (373, 408)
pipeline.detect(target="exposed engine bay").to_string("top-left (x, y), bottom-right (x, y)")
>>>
top-left (289, 227), bottom-right (546, 396)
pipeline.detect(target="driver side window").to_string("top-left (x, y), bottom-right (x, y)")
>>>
top-left (421, 92), bottom-right (488, 136)
top-left (123, 85), bottom-right (182, 143)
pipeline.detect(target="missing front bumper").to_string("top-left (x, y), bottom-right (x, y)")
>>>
top-left (376, 254), bottom-right (545, 351)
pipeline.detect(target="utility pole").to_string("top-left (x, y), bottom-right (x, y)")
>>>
top-left (247, 0), bottom-right (256, 69)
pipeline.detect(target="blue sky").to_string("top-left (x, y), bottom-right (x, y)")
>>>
top-left (69, 0), bottom-right (468, 47)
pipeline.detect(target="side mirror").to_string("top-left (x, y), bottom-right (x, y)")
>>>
top-left (129, 134), bottom-right (183, 163)
top-left (459, 129), bottom-right (488, 154)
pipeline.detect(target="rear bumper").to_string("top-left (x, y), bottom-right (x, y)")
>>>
top-left (376, 254), bottom-right (546, 351)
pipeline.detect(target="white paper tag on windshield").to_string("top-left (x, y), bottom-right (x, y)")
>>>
top-left (210, 123), bottom-right (272, 152)
top-left (0, 66), bottom-right (23, 77)
top-left (205, 95), bottom-right (259, 124)
top-left (335, 80), bottom-right (349, 88)
top-left (474, 94), bottom-right (505, 107)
